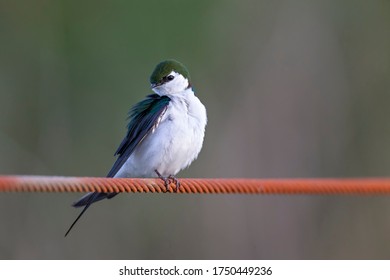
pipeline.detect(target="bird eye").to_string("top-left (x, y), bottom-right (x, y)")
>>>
top-left (167, 75), bottom-right (174, 81)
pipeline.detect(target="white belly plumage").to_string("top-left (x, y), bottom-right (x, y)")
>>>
top-left (114, 90), bottom-right (207, 178)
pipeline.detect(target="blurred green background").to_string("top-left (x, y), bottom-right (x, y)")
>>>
top-left (0, 0), bottom-right (390, 259)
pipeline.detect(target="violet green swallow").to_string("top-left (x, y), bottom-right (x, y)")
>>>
top-left (65, 59), bottom-right (207, 236)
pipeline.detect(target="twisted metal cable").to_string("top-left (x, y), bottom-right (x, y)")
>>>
top-left (0, 175), bottom-right (390, 194)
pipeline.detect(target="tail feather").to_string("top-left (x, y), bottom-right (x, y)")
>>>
top-left (65, 192), bottom-right (119, 236)
top-left (64, 192), bottom-right (99, 237)
top-left (72, 192), bottom-right (110, 208)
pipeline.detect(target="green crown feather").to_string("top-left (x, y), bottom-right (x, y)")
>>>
top-left (150, 59), bottom-right (190, 85)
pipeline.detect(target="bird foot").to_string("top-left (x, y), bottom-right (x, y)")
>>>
top-left (155, 170), bottom-right (180, 192)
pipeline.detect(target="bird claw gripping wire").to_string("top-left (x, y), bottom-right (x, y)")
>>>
top-left (168, 175), bottom-right (181, 192)
top-left (155, 170), bottom-right (180, 192)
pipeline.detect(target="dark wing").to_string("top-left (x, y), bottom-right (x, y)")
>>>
top-left (64, 94), bottom-right (171, 237)
top-left (107, 94), bottom-right (171, 177)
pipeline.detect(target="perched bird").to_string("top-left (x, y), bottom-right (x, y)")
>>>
top-left (65, 59), bottom-right (207, 236)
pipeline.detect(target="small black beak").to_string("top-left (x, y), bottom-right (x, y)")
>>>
top-left (151, 82), bottom-right (162, 89)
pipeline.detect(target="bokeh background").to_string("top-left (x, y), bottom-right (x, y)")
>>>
top-left (0, 0), bottom-right (390, 259)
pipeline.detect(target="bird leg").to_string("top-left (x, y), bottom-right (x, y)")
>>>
top-left (155, 169), bottom-right (170, 192)
top-left (168, 175), bottom-right (181, 191)
top-left (155, 170), bottom-right (180, 192)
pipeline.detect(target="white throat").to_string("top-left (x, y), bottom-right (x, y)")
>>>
top-left (152, 71), bottom-right (190, 96)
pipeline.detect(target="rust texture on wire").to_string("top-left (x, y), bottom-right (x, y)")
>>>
top-left (0, 175), bottom-right (390, 194)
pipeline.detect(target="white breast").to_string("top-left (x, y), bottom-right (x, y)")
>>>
top-left (114, 88), bottom-right (207, 178)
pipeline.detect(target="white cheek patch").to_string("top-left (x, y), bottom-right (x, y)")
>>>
top-left (169, 71), bottom-right (188, 89)
top-left (153, 71), bottom-right (189, 95)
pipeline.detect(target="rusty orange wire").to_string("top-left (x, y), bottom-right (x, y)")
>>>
top-left (0, 175), bottom-right (390, 194)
